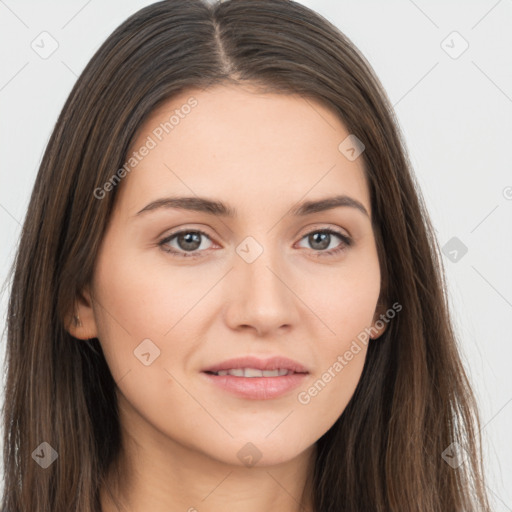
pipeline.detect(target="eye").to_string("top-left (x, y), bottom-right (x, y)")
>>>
top-left (158, 229), bottom-right (215, 258)
top-left (296, 228), bottom-right (352, 257)
top-left (158, 227), bottom-right (352, 259)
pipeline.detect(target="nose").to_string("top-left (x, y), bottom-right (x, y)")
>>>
top-left (223, 241), bottom-right (301, 337)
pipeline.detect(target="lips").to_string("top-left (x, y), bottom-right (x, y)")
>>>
top-left (201, 355), bottom-right (309, 375)
top-left (201, 356), bottom-right (309, 400)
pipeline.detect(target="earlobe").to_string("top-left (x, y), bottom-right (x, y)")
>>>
top-left (65, 286), bottom-right (99, 340)
top-left (370, 303), bottom-right (389, 341)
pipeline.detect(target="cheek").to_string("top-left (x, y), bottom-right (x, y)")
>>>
top-left (90, 244), bottom-right (175, 378)
top-left (90, 249), bottom-right (198, 423)
top-left (90, 241), bottom-right (222, 394)
top-left (92, 241), bottom-right (204, 339)
top-left (295, 344), bottom-right (367, 438)
top-left (293, 318), bottom-right (370, 440)
top-left (292, 252), bottom-right (379, 426)
top-left (299, 249), bottom-right (381, 337)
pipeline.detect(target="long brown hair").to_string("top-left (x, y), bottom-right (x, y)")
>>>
top-left (1, 0), bottom-right (491, 510)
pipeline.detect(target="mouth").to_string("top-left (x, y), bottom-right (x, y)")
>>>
top-left (201, 356), bottom-right (309, 400)
top-left (205, 368), bottom-right (298, 377)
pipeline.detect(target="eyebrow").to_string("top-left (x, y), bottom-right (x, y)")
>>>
top-left (135, 194), bottom-right (369, 218)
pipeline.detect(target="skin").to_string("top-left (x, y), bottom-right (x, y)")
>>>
top-left (69, 83), bottom-right (387, 512)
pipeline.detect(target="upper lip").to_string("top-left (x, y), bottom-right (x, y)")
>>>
top-left (202, 356), bottom-right (309, 374)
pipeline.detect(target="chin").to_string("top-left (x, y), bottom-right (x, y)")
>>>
top-left (205, 435), bottom-right (314, 469)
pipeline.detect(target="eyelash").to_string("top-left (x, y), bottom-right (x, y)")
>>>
top-left (158, 228), bottom-right (352, 259)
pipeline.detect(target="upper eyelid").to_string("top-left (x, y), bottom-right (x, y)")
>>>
top-left (163, 221), bottom-right (351, 239)
top-left (295, 223), bottom-right (351, 240)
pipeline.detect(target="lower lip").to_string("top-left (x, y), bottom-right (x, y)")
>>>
top-left (201, 371), bottom-right (308, 400)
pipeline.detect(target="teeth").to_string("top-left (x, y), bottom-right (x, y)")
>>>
top-left (244, 368), bottom-right (263, 377)
top-left (214, 368), bottom-right (292, 377)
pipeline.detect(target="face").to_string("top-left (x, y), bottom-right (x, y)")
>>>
top-left (72, 83), bottom-right (386, 468)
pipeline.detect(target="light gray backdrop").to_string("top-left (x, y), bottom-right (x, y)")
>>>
top-left (0, 0), bottom-right (511, 508)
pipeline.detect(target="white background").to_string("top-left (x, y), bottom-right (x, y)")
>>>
top-left (0, 0), bottom-right (511, 509)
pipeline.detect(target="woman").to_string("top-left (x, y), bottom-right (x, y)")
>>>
top-left (1, 0), bottom-right (491, 510)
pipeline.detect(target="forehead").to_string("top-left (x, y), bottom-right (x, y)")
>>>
top-left (116, 83), bottom-right (370, 218)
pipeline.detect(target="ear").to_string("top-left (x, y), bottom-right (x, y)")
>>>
top-left (369, 300), bottom-right (389, 341)
top-left (65, 285), bottom-right (99, 340)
